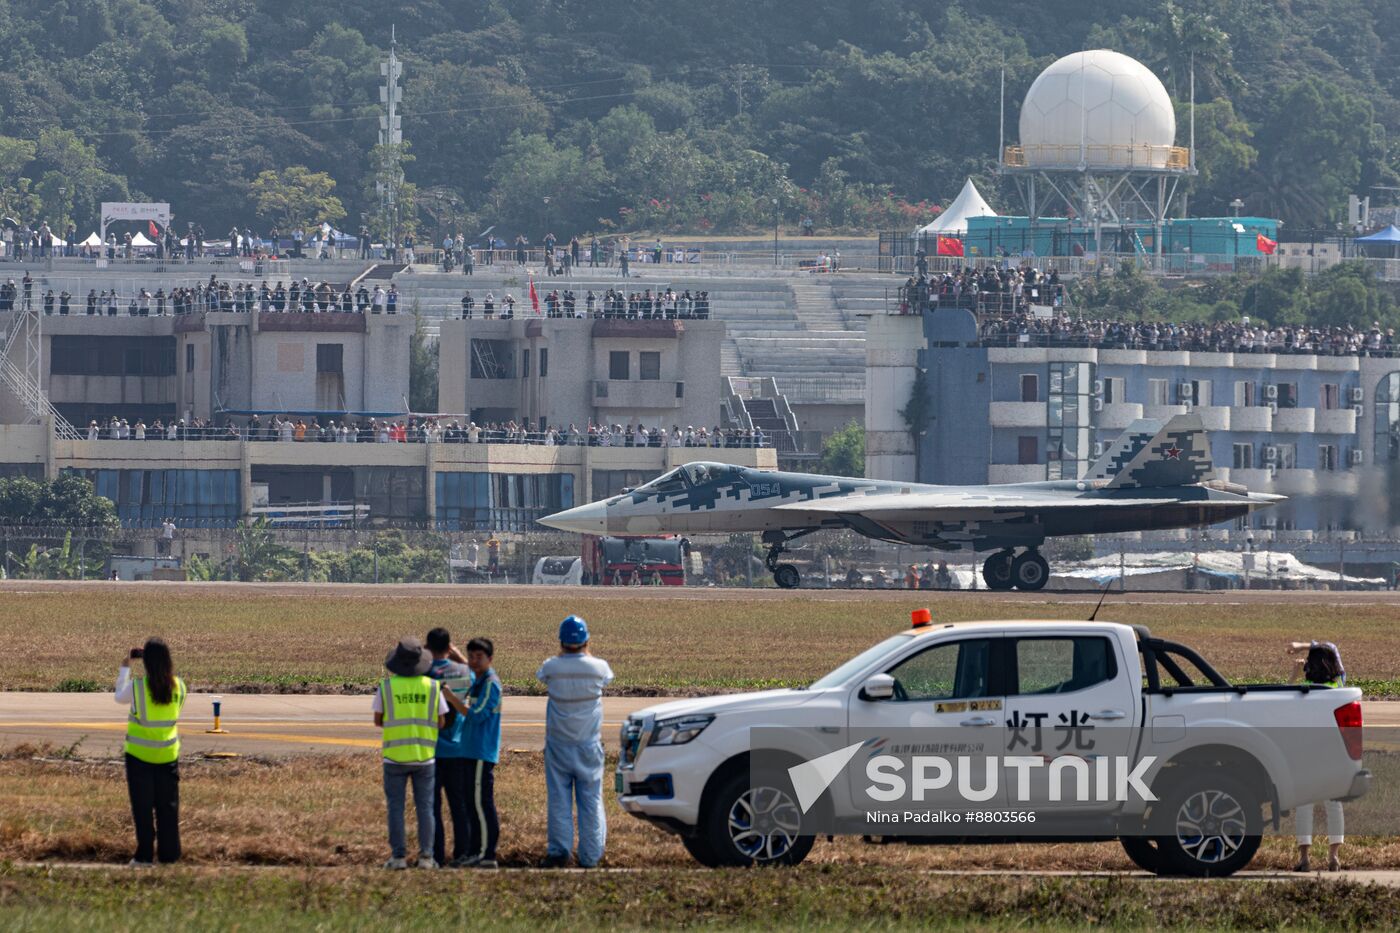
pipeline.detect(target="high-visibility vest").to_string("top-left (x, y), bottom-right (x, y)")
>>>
top-left (380, 676), bottom-right (441, 764)
top-left (124, 676), bottom-right (187, 764)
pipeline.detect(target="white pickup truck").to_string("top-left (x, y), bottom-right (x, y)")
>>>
top-left (616, 618), bottom-right (1370, 877)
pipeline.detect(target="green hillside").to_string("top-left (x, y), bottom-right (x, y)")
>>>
top-left (0, 0), bottom-right (1395, 237)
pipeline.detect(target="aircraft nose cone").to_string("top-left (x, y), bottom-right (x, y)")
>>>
top-left (538, 501), bottom-right (609, 534)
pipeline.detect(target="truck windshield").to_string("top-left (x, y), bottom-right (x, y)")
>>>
top-left (807, 634), bottom-right (914, 690)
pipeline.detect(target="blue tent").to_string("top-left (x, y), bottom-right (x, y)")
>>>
top-left (1357, 224), bottom-right (1400, 258)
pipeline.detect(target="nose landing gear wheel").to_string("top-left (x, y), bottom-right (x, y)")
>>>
top-left (981, 551), bottom-right (1015, 590)
top-left (773, 563), bottom-right (801, 589)
top-left (1011, 550), bottom-right (1050, 591)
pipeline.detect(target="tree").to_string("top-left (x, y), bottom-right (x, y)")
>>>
top-left (0, 474), bottom-right (117, 528)
top-left (409, 309), bottom-right (439, 413)
top-left (251, 165), bottom-right (346, 230)
top-left (819, 421), bottom-right (865, 478)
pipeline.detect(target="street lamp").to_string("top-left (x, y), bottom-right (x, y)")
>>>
top-left (771, 197), bottom-right (780, 267)
top-left (1230, 197), bottom-right (1244, 218)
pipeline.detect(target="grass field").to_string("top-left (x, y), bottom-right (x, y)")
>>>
top-left (2, 583), bottom-right (1399, 695)
top-left (4, 866), bottom-right (1400, 931)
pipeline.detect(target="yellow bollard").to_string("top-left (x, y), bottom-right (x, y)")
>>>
top-left (205, 695), bottom-right (230, 734)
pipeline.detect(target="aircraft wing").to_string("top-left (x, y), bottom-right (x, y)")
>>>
top-left (769, 491), bottom-right (1171, 520)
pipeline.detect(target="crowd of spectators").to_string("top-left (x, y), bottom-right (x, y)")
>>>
top-left (28, 274), bottom-right (403, 316)
top-left (83, 415), bottom-right (773, 448)
top-left (459, 287), bottom-right (710, 320)
top-left (979, 314), bottom-right (1399, 356)
top-left (899, 264), bottom-right (1065, 316)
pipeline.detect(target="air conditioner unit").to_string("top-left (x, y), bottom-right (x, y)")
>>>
top-left (1268, 401), bottom-right (1278, 414)
top-left (1093, 441), bottom-right (1109, 457)
top-left (1348, 387), bottom-right (1364, 404)
top-left (1349, 449), bottom-right (1365, 466)
top-left (1177, 382), bottom-right (1194, 400)
top-left (1262, 445), bottom-right (1278, 464)
top-left (1092, 397), bottom-right (1104, 412)
top-left (1263, 384), bottom-right (1278, 400)
top-left (1351, 404), bottom-right (1363, 417)
top-left (1092, 379), bottom-right (1104, 397)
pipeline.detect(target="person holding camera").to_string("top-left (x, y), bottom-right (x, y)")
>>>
top-left (115, 638), bottom-right (186, 866)
top-left (1288, 640), bottom-right (1347, 871)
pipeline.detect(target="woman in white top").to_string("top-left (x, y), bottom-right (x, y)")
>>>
top-left (166, 422), bottom-right (179, 440)
top-left (134, 421), bottom-right (146, 441)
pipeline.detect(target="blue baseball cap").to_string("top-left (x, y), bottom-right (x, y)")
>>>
top-left (559, 615), bottom-right (589, 646)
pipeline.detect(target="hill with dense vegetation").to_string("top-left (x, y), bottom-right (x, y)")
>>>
top-left (0, 0), bottom-right (1396, 239)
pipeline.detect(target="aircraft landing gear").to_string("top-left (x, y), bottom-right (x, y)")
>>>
top-left (981, 548), bottom-right (1049, 591)
top-left (763, 530), bottom-right (810, 589)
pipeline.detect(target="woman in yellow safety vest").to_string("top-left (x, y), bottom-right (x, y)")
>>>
top-left (116, 637), bottom-right (186, 867)
top-left (1288, 640), bottom-right (1347, 871)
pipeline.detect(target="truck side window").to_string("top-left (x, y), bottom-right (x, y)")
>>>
top-left (886, 639), bottom-right (991, 702)
top-left (1012, 637), bottom-right (1116, 695)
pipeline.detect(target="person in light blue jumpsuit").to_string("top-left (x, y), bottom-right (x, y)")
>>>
top-left (537, 615), bottom-right (614, 867)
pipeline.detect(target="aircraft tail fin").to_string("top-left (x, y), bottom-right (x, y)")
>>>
top-left (1085, 414), bottom-right (1214, 489)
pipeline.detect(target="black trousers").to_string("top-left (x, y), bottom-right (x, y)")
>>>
top-left (125, 754), bottom-right (180, 863)
top-left (433, 757), bottom-right (472, 864)
top-left (466, 759), bottom-right (499, 861)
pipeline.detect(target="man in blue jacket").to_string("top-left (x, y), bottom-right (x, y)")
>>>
top-left (459, 636), bottom-right (503, 868)
top-left (426, 627), bottom-right (474, 868)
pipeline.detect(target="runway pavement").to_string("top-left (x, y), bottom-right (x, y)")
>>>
top-left (1, 692), bottom-right (1397, 758)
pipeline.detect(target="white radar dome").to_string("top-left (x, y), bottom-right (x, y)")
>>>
top-left (1017, 50), bottom-right (1178, 170)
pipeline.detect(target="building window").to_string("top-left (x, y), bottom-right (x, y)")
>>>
top-left (639, 351), bottom-right (661, 381)
top-left (1147, 379), bottom-right (1168, 405)
top-left (1275, 443), bottom-right (1297, 469)
top-left (540, 348), bottom-right (548, 378)
top-left (1377, 373), bottom-right (1400, 462)
top-left (1276, 382), bottom-right (1298, 409)
top-left (1019, 373), bottom-right (1038, 402)
top-left (521, 349), bottom-right (530, 378)
top-left (1234, 381), bottom-right (1254, 407)
top-left (1191, 380), bottom-right (1211, 406)
top-left (1321, 384), bottom-right (1339, 410)
top-left (1017, 436), bottom-right (1038, 465)
top-left (609, 351), bottom-right (630, 380)
top-left (1319, 445), bottom-right (1338, 472)
top-left (1103, 377), bottom-right (1123, 404)
top-left (1232, 443), bottom-right (1253, 470)
top-left (316, 344), bottom-right (343, 374)
top-left (51, 336), bottom-right (176, 377)
top-left (185, 344), bottom-right (195, 374)
top-left (470, 339), bottom-right (514, 379)
top-left (1046, 361), bottom-right (1091, 480)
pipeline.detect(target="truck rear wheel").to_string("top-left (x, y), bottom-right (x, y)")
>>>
top-left (1151, 772), bottom-right (1261, 877)
top-left (1119, 836), bottom-right (1168, 874)
top-left (696, 771), bottom-right (814, 867)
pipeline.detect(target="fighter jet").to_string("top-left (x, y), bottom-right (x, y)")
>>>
top-left (539, 414), bottom-right (1284, 590)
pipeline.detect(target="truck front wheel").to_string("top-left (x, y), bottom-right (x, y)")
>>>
top-left (1151, 771), bottom-right (1262, 877)
top-left (696, 771), bottom-right (815, 867)
top-left (1118, 836), bottom-right (1168, 874)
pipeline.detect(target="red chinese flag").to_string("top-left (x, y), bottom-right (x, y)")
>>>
top-left (149, 221), bottom-right (160, 238)
top-left (528, 277), bottom-right (540, 315)
top-left (1256, 233), bottom-right (1277, 255)
top-left (936, 235), bottom-right (964, 257)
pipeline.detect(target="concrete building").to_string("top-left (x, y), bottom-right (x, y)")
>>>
top-left (0, 304), bottom-right (410, 427)
top-left (867, 307), bottom-right (1397, 534)
top-left (438, 317), bottom-right (725, 432)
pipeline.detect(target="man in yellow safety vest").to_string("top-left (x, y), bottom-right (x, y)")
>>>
top-left (374, 636), bottom-right (453, 869)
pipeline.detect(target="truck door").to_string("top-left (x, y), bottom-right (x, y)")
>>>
top-left (847, 637), bottom-right (1007, 815)
top-left (1001, 633), bottom-right (1138, 815)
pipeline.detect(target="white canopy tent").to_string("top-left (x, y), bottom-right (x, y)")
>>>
top-left (79, 232), bottom-right (103, 247)
top-left (130, 231), bottom-right (157, 248)
top-left (913, 178), bottom-right (995, 237)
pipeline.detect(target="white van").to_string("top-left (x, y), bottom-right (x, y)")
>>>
top-left (533, 555), bottom-right (583, 585)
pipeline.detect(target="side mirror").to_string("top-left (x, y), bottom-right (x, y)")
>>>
top-left (861, 673), bottom-right (896, 701)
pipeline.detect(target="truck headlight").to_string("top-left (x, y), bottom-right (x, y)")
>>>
top-left (649, 714), bottom-right (714, 746)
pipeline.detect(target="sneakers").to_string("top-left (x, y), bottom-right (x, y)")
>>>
top-left (383, 858), bottom-right (408, 870)
top-left (473, 859), bottom-right (499, 869)
top-left (447, 855), bottom-right (480, 869)
top-left (127, 859), bottom-right (155, 869)
top-left (417, 856), bottom-right (438, 870)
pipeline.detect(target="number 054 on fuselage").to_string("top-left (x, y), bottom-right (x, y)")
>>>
top-left (538, 414), bottom-right (1283, 591)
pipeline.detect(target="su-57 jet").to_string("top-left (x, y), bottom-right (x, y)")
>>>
top-left (539, 414), bottom-right (1283, 590)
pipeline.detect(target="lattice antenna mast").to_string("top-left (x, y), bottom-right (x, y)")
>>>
top-left (378, 26), bottom-right (404, 255)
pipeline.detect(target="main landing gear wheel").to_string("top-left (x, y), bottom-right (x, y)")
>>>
top-left (772, 564), bottom-right (801, 589)
top-left (981, 551), bottom-right (1015, 590)
top-left (763, 530), bottom-right (813, 589)
top-left (1011, 550), bottom-right (1050, 591)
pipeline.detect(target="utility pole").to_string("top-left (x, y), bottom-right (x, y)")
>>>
top-left (379, 27), bottom-right (404, 261)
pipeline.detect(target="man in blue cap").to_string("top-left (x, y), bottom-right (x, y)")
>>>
top-left (536, 615), bottom-right (614, 867)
